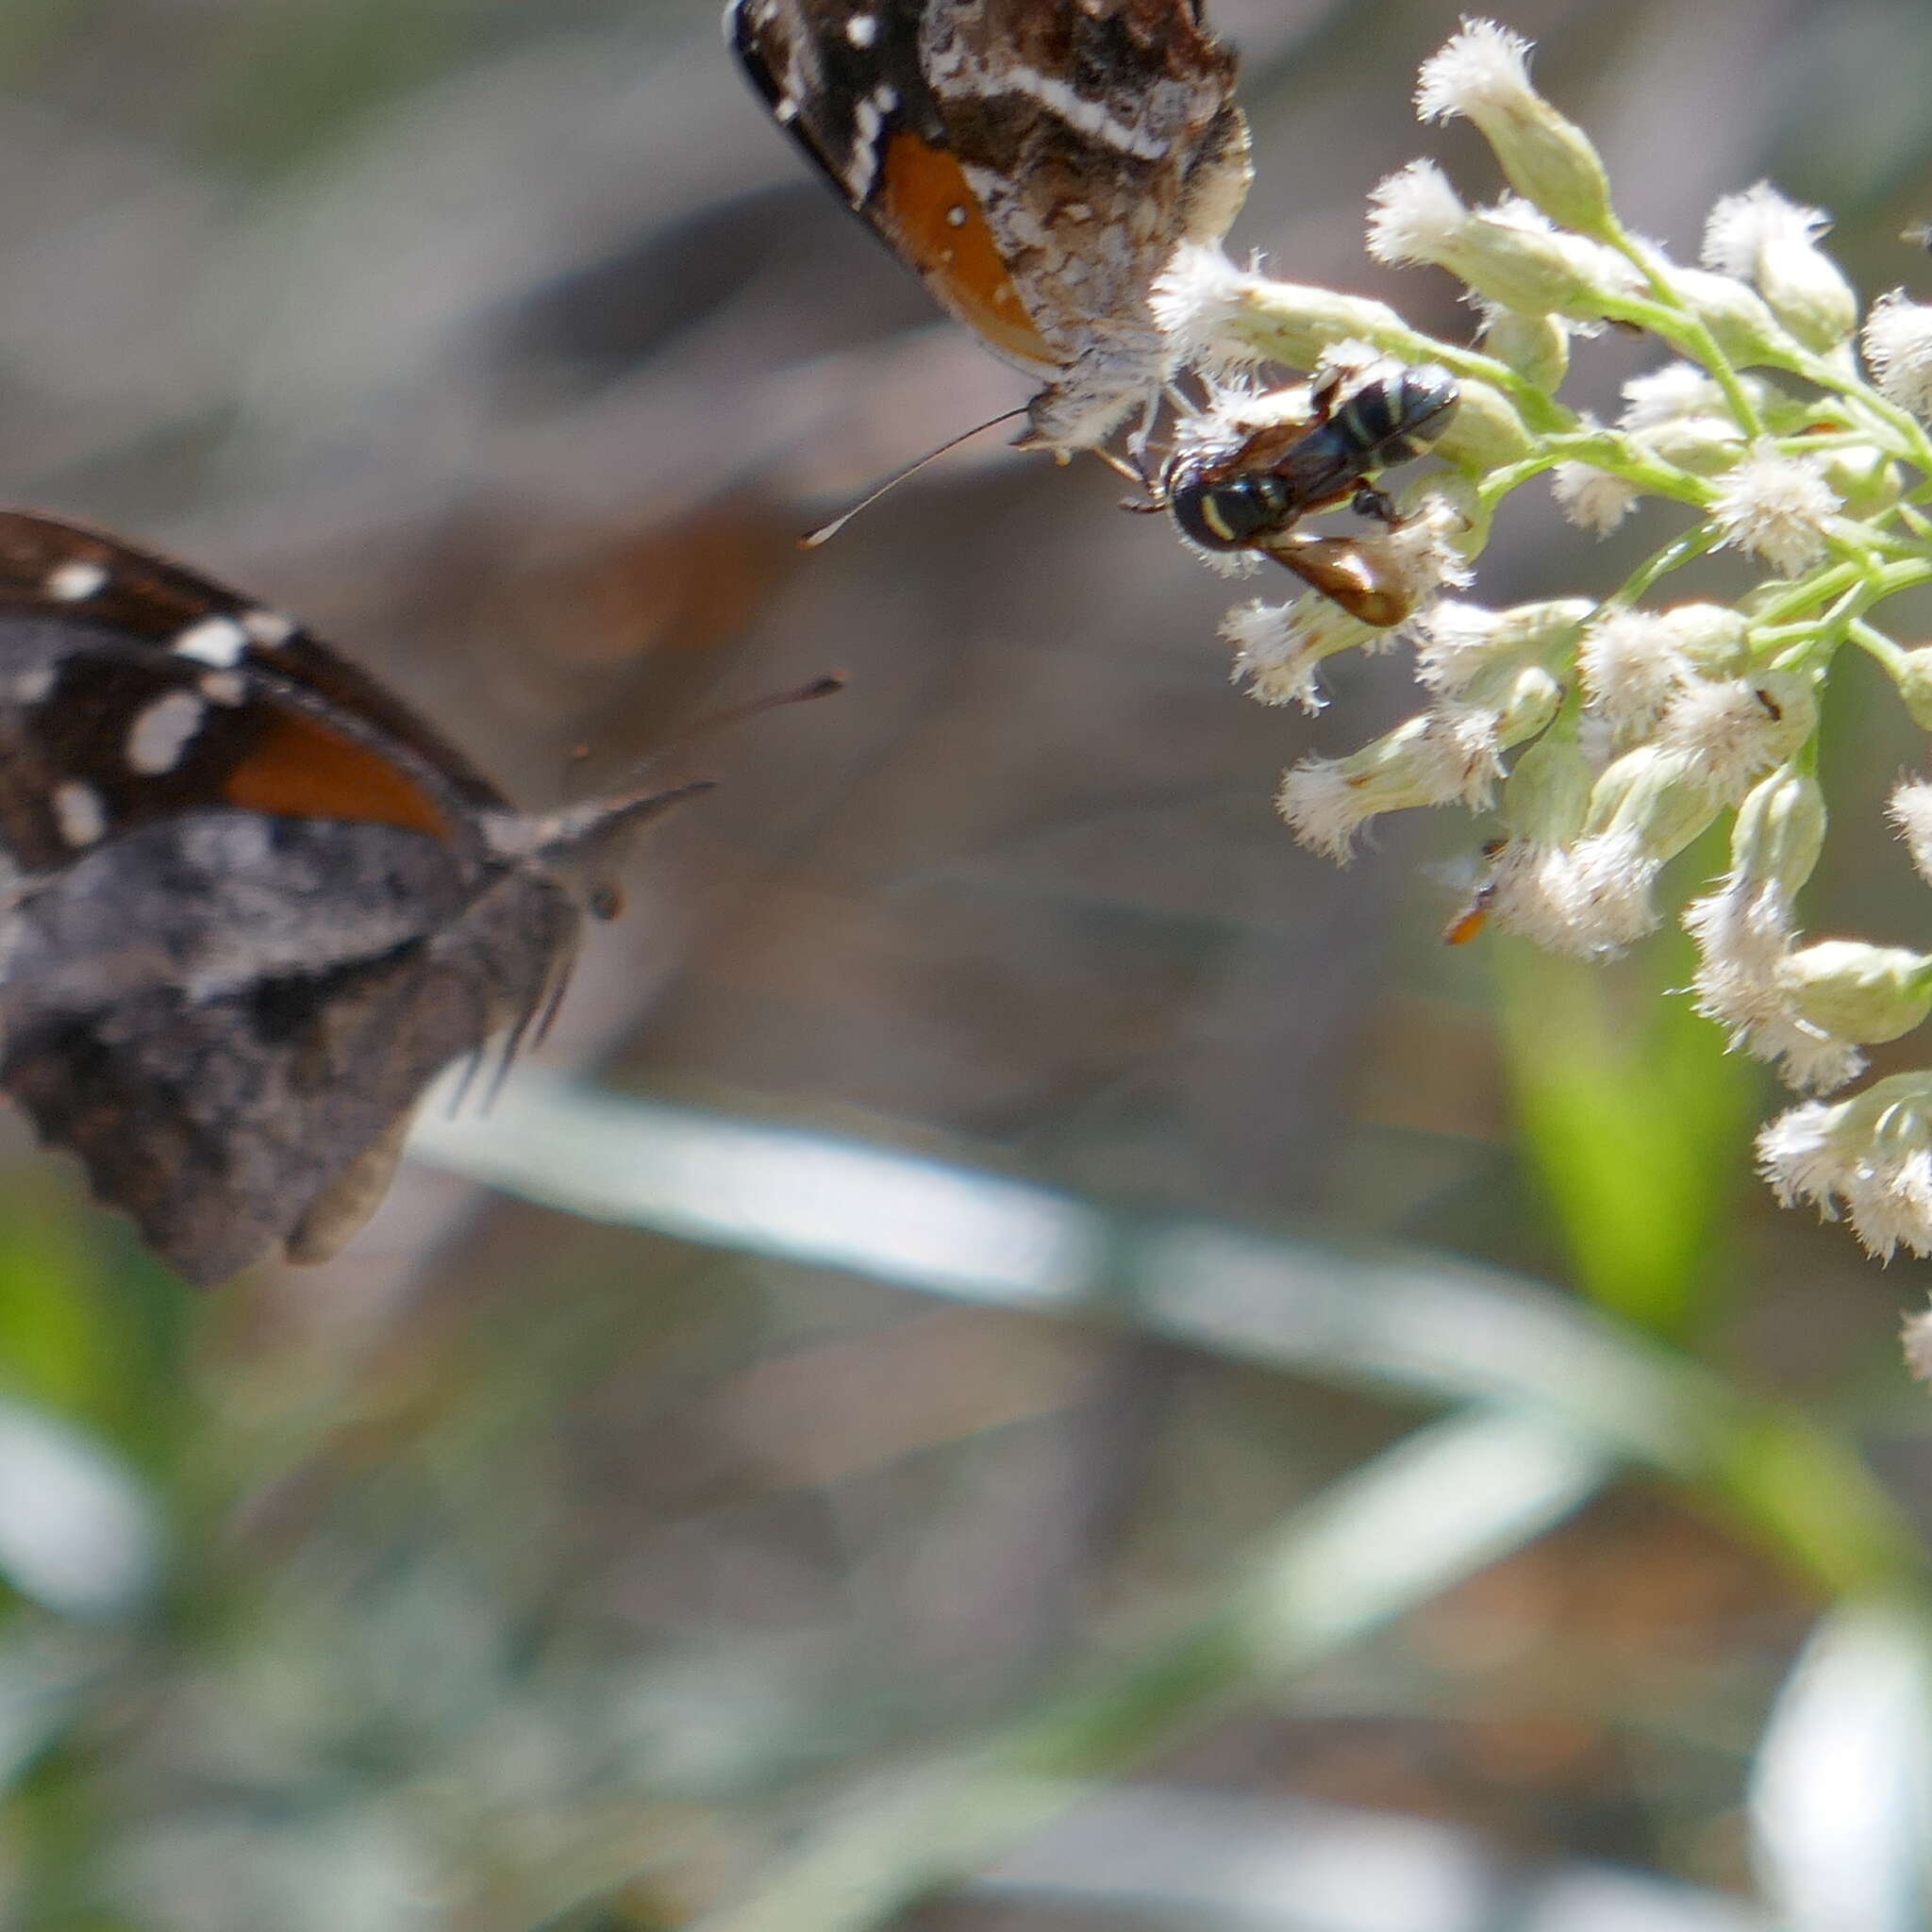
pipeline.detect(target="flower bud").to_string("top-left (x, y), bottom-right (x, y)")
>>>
top-left (1817, 443), bottom-right (1901, 520)
top-left (1729, 767), bottom-right (1826, 903)
top-left (1455, 206), bottom-right (1635, 322)
top-left (1669, 269), bottom-right (1801, 368)
top-left (1657, 604), bottom-right (1750, 677)
top-left (1153, 249), bottom-right (1419, 376)
top-left (1778, 941), bottom-right (1932, 1044)
top-left (1892, 657), bottom-right (1932, 734)
top-left (1473, 660), bottom-right (1564, 747)
top-left (1481, 308), bottom-right (1570, 391)
top-left (1635, 415), bottom-right (1745, 475)
top-left (1501, 724), bottom-right (1591, 844)
top-left (1703, 184), bottom-right (1857, 354)
top-left (1432, 375), bottom-right (1536, 469)
top-left (1368, 165), bottom-right (1633, 321)
top-left (1583, 743), bottom-right (1723, 860)
top-left (1414, 21), bottom-right (1615, 239)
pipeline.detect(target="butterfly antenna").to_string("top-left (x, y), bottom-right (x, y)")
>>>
top-left (679, 672), bottom-right (844, 746)
top-left (802, 408), bottom-right (1028, 547)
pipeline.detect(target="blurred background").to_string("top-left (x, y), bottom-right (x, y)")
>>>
top-left (0, 0), bottom-right (1928, 1925)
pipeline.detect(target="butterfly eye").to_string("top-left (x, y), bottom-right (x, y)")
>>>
top-left (587, 883), bottom-right (624, 922)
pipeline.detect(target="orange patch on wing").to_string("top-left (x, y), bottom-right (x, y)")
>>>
top-left (877, 132), bottom-right (1053, 369)
top-left (222, 711), bottom-right (451, 840)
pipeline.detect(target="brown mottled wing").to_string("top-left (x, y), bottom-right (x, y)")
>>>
top-left (730, 0), bottom-right (1063, 377)
top-left (0, 845), bottom-right (577, 1285)
top-left (729, 0), bottom-right (1250, 450)
top-left (918, 0), bottom-right (1250, 448)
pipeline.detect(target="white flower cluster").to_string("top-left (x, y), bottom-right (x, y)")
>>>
top-left (1158, 22), bottom-right (1932, 1297)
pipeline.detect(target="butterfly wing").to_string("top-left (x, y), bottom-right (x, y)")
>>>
top-left (0, 853), bottom-right (575, 1283)
top-left (729, 0), bottom-right (1250, 452)
top-left (0, 510), bottom-right (506, 810)
top-left (0, 518), bottom-right (582, 1281)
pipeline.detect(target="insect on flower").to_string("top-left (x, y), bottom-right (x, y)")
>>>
top-left (1162, 358), bottom-right (1461, 624)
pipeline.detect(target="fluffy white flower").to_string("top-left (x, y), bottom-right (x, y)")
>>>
top-left (1411, 19), bottom-right (1613, 237)
top-left (1550, 829), bottom-right (1664, 953)
top-left (1620, 361), bottom-right (1725, 432)
top-left (1276, 662), bottom-right (1557, 858)
top-left (1223, 595), bottom-right (1374, 712)
top-left (1277, 758), bottom-right (1373, 860)
top-left (1410, 601), bottom-right (1505, 695)
top-left (1415, 18), bottom-right (1538, 123)
top-left (1578, 610), bottom-right (1691, 738)
top-left (1707, 442), bottom-right (1840, 576)
top-left (1703, 183), bottom-right (1853, 352)
top-left (1889, 779), bottom-right (1932, 885)
top-left (1550, 462), bottom-right (1639, 535)
top-left (1759, 1076), bottom-right (1932, 1261)
top-left (1653, 672), bottom-right (1816, 801)
top-left (1862, 290), bottom-right (1932, 419)
top-left (1483, 839), bottom-right (1585, 951)
top-left (1702, 181), bottom-right (1829, 276)
top-left (1683, 882), bottom-right (1864, 1092)
top-left (1366, 158), bottom-right (1470, 267)
top-left (1150, 245), bottom-right (1275, 378)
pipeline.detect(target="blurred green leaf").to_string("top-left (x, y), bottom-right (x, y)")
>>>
top-left (1494, 917), bottom-right (1759, 1341)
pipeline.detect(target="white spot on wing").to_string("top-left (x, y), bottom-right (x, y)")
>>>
top-left (44, 560), bottom-right (107, 602)
top-left (52, 782), bottom-right (106, 848)
top-left (845, 81), bottom-right (898, 204)
top-left (197, 671), bottom-right (246, 707)
top-left (846, 11), bottom-right (877, 46)
top-left (171, 616), bottom-right (249, 668)
top-left (125, 691), bottom-right (207, 775)
top-left (10, 666), bottom-right (56, 704)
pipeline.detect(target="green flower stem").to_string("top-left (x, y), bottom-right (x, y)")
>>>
top-left (1849, 617), bottom-right (1910, 675)
top-left (1790, 347), bottom-right (1932, 473)
top-left (1474, 434), bottom-right (1713, 517)
top-left (1599, 240), bottom-right (1767, 438)
top-left (1428, 344), bottom-right (1576, 433)
top-left (1229, 290), bottom-right (1572, 435)
top-left (1750, 561), bottom-right (1864, 626)
top-left (1608, 523), bottom-right (1721, 607)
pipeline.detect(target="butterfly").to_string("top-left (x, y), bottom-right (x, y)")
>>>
top-left (0, 510), bottom-right (712, 1285)
top-left (727, 0), bottom-right (1251, 456)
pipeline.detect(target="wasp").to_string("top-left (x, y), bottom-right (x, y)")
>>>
top-left (1161, 359), bottom-right (1460, 625)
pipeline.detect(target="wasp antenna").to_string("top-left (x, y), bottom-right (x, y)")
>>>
top-left (801, 408), bottom-right (1028, 548)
